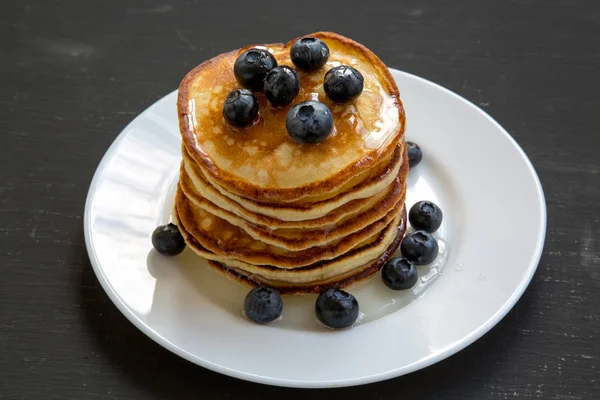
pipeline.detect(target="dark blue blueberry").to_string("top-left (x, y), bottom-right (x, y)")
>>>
top-left (286, 100), bottom-right (334, 144)
top-left (244, 287), bottom-right (283, 324)
top-left (382, 257), bottom-right (418, 290)
top-left (222, 89), bottom-right (259, 127)
top-left (234, 48), bottom-right (278, 91)
top-left (409, 201), bottom-right (443, 233)
top-left (290, 37), bottom-right (330, 71)
top-left (400, 230), bottom-right (439, 265)
top-left (324, 65), bottom-right (364, 103)
top-left (264, 66), bottom-right (300, 107)
top-left (151, 223), bottom-right (186, 256)
top-left (406, 141), bottom-right (422, 168)
top-left (315, 289), bottom-right (359, 329)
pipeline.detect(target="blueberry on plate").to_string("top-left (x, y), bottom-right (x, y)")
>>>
top-left (151, 223), bottom-right (186, 256)
top-left (244, 287), bottom-right (283, 324)
top-left (234, 48), bottom-right (278, 91)
top-left (382, 257), bottom-right (418, 290)
top-left (290, 37), bottom-right (330, 71)
top-left (315, 288), bottom-right (359, 329)
top-left (324, 65), bottom-right (364, 103)
top-left (409, 201), bottom-right (443, 233)
top-left (222, 89), bottom-right (259, 127)
top-left (400, 230), bottom-right (439, 265)
top-left (406, 141), bottom-right (422, 168)
top-left (286, 100), bottom-right (334, 144)
top-left (264, 66), bottom-right (300, 107)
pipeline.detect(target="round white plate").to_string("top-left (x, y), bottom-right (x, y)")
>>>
top-left (84, 68), bottom-right (546, 388)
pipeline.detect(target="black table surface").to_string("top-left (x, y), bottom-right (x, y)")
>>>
top-left (2, 0), bottom-right (599, 398)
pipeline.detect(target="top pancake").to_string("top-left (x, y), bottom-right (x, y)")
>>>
top-left (178, 31), bottom-right (406, 202)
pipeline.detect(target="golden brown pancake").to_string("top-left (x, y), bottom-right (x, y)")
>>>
top-left (181, 144), bottom-right (405, 222)
top-left (176, 210), bottom-right (402, 280)
top-left (175, 184), bottom-right (404, 268)
top-left (176, 211), bottom-right (407, 295)
top-left (174, 32), bottom-right (409, 294)
top-left (178, 31), bottom-right (405, 202)
top-left (179, 161), bottom-right (407, 251)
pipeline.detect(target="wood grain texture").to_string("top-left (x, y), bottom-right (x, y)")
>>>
top-left (1, 0), bottom-right (599, 398)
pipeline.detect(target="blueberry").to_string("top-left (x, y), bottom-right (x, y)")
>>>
top-left (409, 201), bottom-right (443, 233)
top-left (406, 141), bottom-right (422, 168)
top-left (264, 66), bottom-right (300, 107)
top-left (234, 48), bottom-right (278, 91)
top-left (315, 289), bottom-right (359, 329)
top-left (222, 89), bottom-right (259, 127)
top-left (244, 287), bottom-right (283, 324)
top-left (382, 257), bottom-right (418, 290)
top-left (400, 230), bottom-right (439, 265)
top-left (290, 37), bottom-right (330, 71)
top-left (286, 100), bottom-right (333, 144)
top-left (151, 223), bottom-right (186, 256)
top-left (324, 65), bottom-right (364, 103)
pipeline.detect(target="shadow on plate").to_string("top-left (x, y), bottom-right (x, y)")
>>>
top-left (147, 248), bottom-right (326, 332)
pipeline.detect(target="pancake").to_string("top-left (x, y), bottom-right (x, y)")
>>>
top-left (176, 211), bottom-right (406, 294)
top-left (174, 31), bottom-right (410, 294)
top-left (175, 208), bottom-right (407, 294)
top-left (176, 211), bottom-right (402, 281)
top-left (182, 143), bottom-right (404, 222)
top-left (175, 184), bottom-right (405, 268)
top-left (178, 31), bottom-right (406, 202)
top-left (179, 162), bottom-right (407, 251)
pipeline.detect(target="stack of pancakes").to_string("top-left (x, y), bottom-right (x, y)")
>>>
top-left (174, 32), bottom-right (408, 294)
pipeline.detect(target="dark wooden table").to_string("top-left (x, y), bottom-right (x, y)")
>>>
top-left (2, 0), bottom-right (599, 398)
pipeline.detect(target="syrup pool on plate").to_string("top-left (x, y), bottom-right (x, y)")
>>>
top-left (275, 231), bottom-right (448, 331)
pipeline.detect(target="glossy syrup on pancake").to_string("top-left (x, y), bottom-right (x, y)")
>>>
top-left (178, 32), bottom-right (406, 201)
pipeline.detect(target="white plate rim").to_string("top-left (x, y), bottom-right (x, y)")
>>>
top-left (84, 68), bottom-right (546, 388)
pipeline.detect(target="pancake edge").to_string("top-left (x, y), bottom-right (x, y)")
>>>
top-left (203, 208), bottom-right (407, 294)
